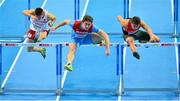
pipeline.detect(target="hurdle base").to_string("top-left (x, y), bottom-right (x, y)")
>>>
top-left (3, 88), bottom-right (58, 94)
top-left (172, 34), bottom-right (179, 38)
top-left (61, 89), bottom-right (117, 95)
top-left (0, 88), bottom-right (4, 94)
top-left (56, 88), bottom-right (64, 96)
top-left (123, 88), bottom-right (179, 92)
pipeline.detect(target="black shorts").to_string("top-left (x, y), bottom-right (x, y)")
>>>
top-left (123, 30), bottom-right (150, 43)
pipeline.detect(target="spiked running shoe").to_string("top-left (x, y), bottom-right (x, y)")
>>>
top-left (40, 48), bottom-right (46, 59)
top-left (99, 40), bottom-right (105, 44)
top-left (133, 52), bottom-right (140, 60)
top-left (64, 63), bottom-right (73, 71)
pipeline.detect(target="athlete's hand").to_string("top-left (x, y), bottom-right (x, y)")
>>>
top-left (150, 34), bottom-right (160, 43)
top-left (105, 48), bottom-right (110, 56)
top-left (48, 22), bottom-right (53, 27)
top-left (31, 15), bottom-right (38, 20)
top-left (50, 26), bottom-right (56, 31)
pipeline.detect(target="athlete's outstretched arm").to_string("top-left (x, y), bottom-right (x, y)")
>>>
top-left (140, 20), bottom-right (160, 42)
top-left (140, 20), bottom-right (154, 36)
top-left (117, 16), bottom-right (127, 27)
top-left (22, 9), bottom-right (38, 19)
top-left (47, 13), bottom-right (57, 27)
top-left (97, 29), bottom-right (110, 56)
top-left (22, 9), bottom-right (33, 16)
top-left (51, 19), bottom-right (71, 30)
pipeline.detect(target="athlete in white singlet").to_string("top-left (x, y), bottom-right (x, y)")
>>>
top-left (23, 8), bottom-right (56, 58)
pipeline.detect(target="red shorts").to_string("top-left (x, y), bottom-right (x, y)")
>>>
top-left (27, 29), bottom-right (50, 40)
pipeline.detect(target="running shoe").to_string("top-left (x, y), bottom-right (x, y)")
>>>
top-left (64, 63), bottom-right (73, 71)
top-left (133, 52), bottom-right (140, 60)
top-left (40, 48), bottom-right (46, 59)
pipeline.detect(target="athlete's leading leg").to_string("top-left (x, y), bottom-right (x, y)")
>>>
top-left (27, 31), bottom-right (48, 59)
top-left (135, 30), bottom-right (150, 43)
top-left (91, 33), bottom-right (104, 44)
top-left (64, 43), bottom-right (77, 71)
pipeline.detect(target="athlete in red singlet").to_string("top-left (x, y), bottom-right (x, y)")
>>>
top-left (51, 15), bottom-right (110, 71)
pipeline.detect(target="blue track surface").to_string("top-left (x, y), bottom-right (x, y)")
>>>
top-left (0, 0), bottom-right (180, 100)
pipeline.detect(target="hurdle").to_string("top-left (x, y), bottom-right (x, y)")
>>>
top-left (58, 42), bottom-right (121, 95)
top-left (117, 42), bottom-right (180, 96)
top-left (0, 43), bottom-right (64, 95)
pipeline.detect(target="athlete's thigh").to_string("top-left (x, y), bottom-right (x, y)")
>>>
top-left (123, 34), bottom-right (135, 42)
top-left (81, 34), bottom-right (93, 44)
top-left (134, 30), bottom-right (150, 41)
top-left (68, 43), bottom-right (77, 52)
top-left (38, 31), bottom-right (47, 41)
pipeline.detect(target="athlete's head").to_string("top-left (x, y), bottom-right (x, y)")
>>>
top-left (130, 16), bottom-right (141, 29)
top-left (82, 15), bottom-right (93, 23)
top-left (82, 15), bottom-right (93, 30)
top-left (35, 8), bottom-right (44, 18)
top-left (131, 16), bottom-right (141, 25)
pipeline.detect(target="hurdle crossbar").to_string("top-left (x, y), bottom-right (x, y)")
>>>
top-left (0, 42), bottom-right (180, 47)
top-left (132, 42), bottom-right (180, 47)
top-left (0, 42), bottom-right (119, 47)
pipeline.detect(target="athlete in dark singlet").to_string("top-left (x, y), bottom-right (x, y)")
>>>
top-left (117, 16), bottom-right (160, 59)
